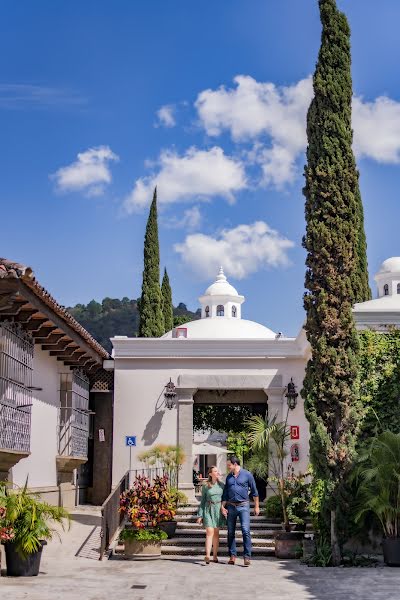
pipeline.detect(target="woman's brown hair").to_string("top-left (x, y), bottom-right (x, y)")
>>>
top-left (206, 465), bottom-right (218, 488)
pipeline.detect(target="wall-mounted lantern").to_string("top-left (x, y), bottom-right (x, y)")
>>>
top-left (164, 378), bottom-right (177, 410)
top-left (285, 378), bottom-right (298, 410)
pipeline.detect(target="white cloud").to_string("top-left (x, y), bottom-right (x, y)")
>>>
top-left (51, 146), bottom-right (119, 196)
top-left (195, 75), bottom-right (312, 187)
top-left (195, 74), bottom-right (400, 186)
top-left (156, 104), bottom-right (176, 128)
top-left (162, 206), bottom-right (202, 230)
top-left (353, 95), bottom-right (400, 163)
top-left (174, 221), bottom-right (294, 280)
top-left (124, 146), bottom-right (247, 212)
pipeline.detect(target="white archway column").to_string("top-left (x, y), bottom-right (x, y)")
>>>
top-left (177, 388), bottom-right (197, 502)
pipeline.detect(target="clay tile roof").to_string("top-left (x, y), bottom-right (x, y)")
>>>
top-left (0, 258), bottom-right (110, 359)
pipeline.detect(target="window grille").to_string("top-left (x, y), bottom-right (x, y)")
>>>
top-left (0, 321), bottom-right (33, 453)
top-left (58, 370), bottom-right (90, 458)
top-left (216, 305), bottom-right (224, 317)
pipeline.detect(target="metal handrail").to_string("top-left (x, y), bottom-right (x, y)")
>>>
top-left (99, 471), bottom-right (130, 560)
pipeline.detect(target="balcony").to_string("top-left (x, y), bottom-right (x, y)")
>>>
top-left (0, 321), bottom-right (33, 476)
top-left (56, 371), bottom-right (90, 473)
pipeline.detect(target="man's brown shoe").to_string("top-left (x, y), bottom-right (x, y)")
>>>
top-left (228, 556), bottom-right (236, 565)
top-left (244, 558), bottom-right (251, 567)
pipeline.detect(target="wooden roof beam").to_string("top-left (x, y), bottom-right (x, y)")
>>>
top-left (36, 333), bottom-right (66, 345)
top-left (15, 280), bottom-right (103, 366)
top-left (49, 342), bottom-right (78, 356)
top-left (33, 325), bottom-right (58, 340)
top-left (25, 318), bottom-right (48, 332)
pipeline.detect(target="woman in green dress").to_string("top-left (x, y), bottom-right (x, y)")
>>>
top-left (197, 466), bottom-right (226, 564)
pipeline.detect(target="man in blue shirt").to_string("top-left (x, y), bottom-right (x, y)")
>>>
top-left (221, 455), bottom-right (259, 566)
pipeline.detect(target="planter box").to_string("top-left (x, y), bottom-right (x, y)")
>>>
top-left (5, 541), bottom-right (47, 577)
top-left (383, 538), bottom-right (400, 566)
top-left (124, 539), bottom-right (162, 560)
top-left (274, 531), bottom-right (304, 559)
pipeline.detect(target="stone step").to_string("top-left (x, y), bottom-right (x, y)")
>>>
top-left (161, 546), bottom-right (275, 557)
top-left (163, 537), bottom-right (275, 548)
top-left (171, 528), bottom-right (280, 537)
top-left (175, 514), bottom-right (271, 522)
top-left (175, 521), bottom-right (277, 530)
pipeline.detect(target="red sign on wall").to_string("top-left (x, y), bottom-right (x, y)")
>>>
top-left (290, 425), bottom-right (300, 440)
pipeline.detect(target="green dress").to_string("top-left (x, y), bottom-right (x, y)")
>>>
top-left (197, 482), bottom-right (226, 528)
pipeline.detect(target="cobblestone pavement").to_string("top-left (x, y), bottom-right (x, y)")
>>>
top-left (1, 509), bottom-right (400, 600)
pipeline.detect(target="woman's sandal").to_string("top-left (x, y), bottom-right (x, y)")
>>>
top-left (213, 557), bottom-right (219, 563)
top-left (205, 556), bottom-right (210, 564)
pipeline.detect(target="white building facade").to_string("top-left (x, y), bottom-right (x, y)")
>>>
top-left (111, 258), bottom-right (400, 500)
top-left (111, 268), bottom-right (310, 500)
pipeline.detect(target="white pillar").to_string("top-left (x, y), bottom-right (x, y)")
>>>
top-left (177, 388), bottom-right (197, 502)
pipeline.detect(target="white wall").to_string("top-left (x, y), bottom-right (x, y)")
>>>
top-left (12, 346), bottom-right (71, 488)
top-left (112, 355), bottom-right (309, 486)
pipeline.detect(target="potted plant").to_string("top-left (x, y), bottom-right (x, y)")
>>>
top-left (245, 413), bottom-right (305, 558)
top-left (119, 475), bottom-right (174, 558)
top-left (138, 444), bottom-right (185, 488)
top-left (159, 487), bottom-right (188, 539)
top-left (353, 431), bottom-right (400, 566)
top-left (120, 528), bottom-right (167, 558)
top-left (0, 482), bottom-right (70, 576)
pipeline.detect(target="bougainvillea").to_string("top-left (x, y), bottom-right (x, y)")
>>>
top-left (119, 475), bottom-right (175, 529)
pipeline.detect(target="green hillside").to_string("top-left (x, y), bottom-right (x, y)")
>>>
top-left (69, 298), bottom-right (200, 353)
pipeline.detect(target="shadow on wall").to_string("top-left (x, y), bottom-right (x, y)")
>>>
top-left (142, 409), bottom-right (165, 446)
top-left (141, 384), bottom-right (173, 446)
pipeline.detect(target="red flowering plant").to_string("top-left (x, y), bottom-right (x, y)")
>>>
top-left (0, 505), bottom-right (15, 543)
top-left (120, 475), bottom-right (176, 529)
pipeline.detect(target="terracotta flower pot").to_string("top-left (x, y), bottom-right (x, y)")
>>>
top-left (274, 531), bottom-right (304, 559)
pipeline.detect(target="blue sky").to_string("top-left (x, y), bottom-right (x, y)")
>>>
top-left (1, 0), bottom-right (400, 336)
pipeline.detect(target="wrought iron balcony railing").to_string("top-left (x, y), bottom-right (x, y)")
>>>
top-left (0, 399), bottom-right (31, 453)
top-left (58, 406), bottom-right (89, 459)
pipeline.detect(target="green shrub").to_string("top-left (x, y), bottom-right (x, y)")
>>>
top-left (264, 495), bottom-right (283, 520)
top-left (120, 528), bottom-right (167, 542)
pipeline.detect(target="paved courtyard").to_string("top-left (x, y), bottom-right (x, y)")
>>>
top-left (1, 508), bottom-right (400, 600)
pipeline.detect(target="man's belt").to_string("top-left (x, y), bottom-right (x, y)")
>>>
top-left (226, 500), bottom-right (249, 506)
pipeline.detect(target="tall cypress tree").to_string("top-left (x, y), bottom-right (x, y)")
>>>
top-left (138, 188), bottom-right (164, 337)
top-left (161, 268), bottom-right (174, 333)
top-left (302, 0), bottom-right (365, 565)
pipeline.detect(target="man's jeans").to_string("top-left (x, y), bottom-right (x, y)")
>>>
top-left (227, 503), bottom-right (252, 558)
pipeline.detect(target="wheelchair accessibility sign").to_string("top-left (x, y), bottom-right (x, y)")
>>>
top-left (125, 436), bottom-right (136, 447)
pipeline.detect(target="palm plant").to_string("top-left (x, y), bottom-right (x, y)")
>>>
top-left (138, 444), bottom-right (185, 488)
top-left (0, 482), bottom-right (70, 558)
top-left (352, 431), bottom-right (400, 538)
top-left (245, 413), bottom-right (292, 531)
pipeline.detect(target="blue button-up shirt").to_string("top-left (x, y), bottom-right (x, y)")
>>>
top-left (222, 468), bottom-right (259, 503)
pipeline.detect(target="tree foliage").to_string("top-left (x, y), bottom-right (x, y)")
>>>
top-left (139, 188), bottom-right (164, 337)
top-left (359, 329), bottom-right (400, 439)
top-left (68, 298), bottom-right (198, 353)
top-left (302, 0), bottom-right (368, 564)
top-left (193, 404), bottom-right (258, 434)
top-left (161, 268), bottom-right (174, 334)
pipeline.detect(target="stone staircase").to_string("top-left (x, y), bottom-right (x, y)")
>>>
top-left (161, 503), bottom-right (277, 557)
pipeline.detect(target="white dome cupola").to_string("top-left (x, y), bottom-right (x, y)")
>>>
top-left (199, 267), bottom-right (245, 319)
top-left (374, 257), bottom-right (400, 298)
